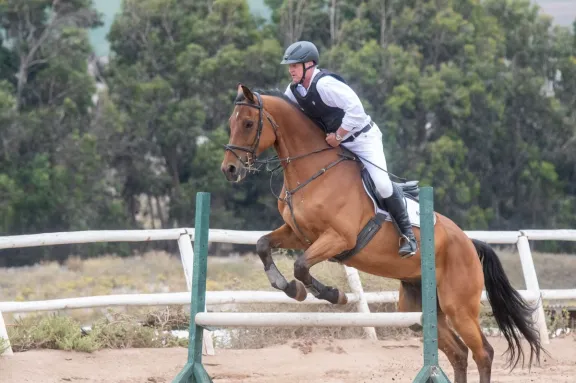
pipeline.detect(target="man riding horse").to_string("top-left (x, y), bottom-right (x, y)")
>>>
top-left (221, 43), bottom-right (547, 381)
top-left (280, 40), bottom-right (418, 258)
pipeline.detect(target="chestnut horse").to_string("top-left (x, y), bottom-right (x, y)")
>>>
top-left (220, 84), bottom-right (546, 383)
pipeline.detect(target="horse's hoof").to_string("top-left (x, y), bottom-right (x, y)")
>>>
top-left (285, 280), bottom-right (307, 302)
top-left (337, 290), bottom-right (348, 305)
top-left (318, 287), bottom-right (348, 305)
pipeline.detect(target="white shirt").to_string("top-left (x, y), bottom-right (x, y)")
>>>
top-left (284, 68), bottom-right (372, 135)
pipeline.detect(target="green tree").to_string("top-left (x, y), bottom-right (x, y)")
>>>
top-left (0, 1), bottom-right (132, 266)
top-left (308, 0), bottom-right (576, 232)
top-left (105, 0), bottom-right (286, 232)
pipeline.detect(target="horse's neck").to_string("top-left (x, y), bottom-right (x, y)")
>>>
top-left (268, 97), bottom-right (340, 186)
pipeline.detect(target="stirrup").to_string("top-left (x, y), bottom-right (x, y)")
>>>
top-left (398, 235), bottom-right (417, 258)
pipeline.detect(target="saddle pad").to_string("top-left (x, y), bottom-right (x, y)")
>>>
top-left (361, 180), bottom-right (437, 228)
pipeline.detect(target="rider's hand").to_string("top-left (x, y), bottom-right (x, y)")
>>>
top-left (326, 133), bottom-right (340, 147)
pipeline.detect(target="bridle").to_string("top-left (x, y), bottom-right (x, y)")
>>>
top-left (223, 92), bottom-right (279, 169)
top-left (223, 91), bottom-right (339, 171)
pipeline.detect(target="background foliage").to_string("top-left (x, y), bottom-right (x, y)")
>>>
top-left (1, 0), bottom-right (575, 265)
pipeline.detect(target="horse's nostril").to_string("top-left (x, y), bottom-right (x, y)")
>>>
top-left (227, 164), bottom-right (237, 174)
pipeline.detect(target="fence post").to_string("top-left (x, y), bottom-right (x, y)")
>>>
top-left (0, 311), bottom-right (14, 356)
top-left (343, 265), bottom-right (377, 340)
top-left (178, 234), bottom-right (215, 356)
top-left (516, 234), bottom-right (550, 345)
top-left (412, 187), bottom-right (451, 383)
top-left (172, 192), bottom-right (212, 383)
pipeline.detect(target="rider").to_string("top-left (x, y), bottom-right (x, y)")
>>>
top-left (280, 40), bottom-right (418, 258)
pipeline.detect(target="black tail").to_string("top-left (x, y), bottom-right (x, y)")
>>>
top-left (471, 238), bottom-right (548, 370)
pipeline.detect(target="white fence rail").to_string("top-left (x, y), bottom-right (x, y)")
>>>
top-left (8, 289), bottom-right (575, 312)
top-left (1, 228), bottom-right (576, 357)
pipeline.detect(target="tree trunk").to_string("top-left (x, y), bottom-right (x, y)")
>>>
top-left (147, 194), bottom-right (156, 229)
top-left (329, 0), bottom-right (337, 46)
top-left (379, 0), bottom-right (387, 48)
top-left (282, 0), bottom-right (308, 46)
top-left (155, 196), bottom-right (167, 229)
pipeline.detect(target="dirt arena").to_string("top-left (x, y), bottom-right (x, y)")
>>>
top-left (1, 336), bottom-right (575, 383)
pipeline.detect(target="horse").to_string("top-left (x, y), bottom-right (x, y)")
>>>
top-left (219, 83), bottom-right (547, 383)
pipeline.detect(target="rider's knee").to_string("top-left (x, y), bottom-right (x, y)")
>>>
top-left (375, 177), bottom-right (393, 198)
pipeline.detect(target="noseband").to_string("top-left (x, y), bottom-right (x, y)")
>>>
top-left (223, 92), bottom-right (279, 167)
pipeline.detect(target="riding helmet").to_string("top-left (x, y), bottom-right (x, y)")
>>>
top-left (280, 41), bottom-right (319, 65)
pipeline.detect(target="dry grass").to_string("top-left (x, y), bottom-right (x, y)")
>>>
top-left (0, 251), bottom-right (188, 301)
top-left (205, 253), bottom-right (401, 292)
top-left (0, 251), bottom-right (188, 324)
top-left (0, 246), bottom-right (575, 352)
top-left (0, 336), bottom-right (9, 354)
top-left (5, 308), bottom-right (188, 353)
top-left (489, 246), bottom-right (576, 291)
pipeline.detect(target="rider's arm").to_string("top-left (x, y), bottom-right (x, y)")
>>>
top-left (316, 76), bottom-right (368, 138)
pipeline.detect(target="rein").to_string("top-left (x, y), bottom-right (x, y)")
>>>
top-left (223, 91), bottom-right (357, 245)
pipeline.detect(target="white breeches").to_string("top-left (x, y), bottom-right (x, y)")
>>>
top-left (341, 123), bottom-right (393, 198)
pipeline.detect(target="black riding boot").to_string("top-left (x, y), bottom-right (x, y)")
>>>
top-left (381, 183), bottom-right (418, 258)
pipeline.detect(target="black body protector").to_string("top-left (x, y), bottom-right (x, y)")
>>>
top-left (289, 69), bottom-right (348, 134)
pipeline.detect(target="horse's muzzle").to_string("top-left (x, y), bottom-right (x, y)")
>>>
top-left (221, 162), bottom-right (247, 182)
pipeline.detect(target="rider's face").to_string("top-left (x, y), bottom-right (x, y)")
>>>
top-left (288, 62), bottom-right (314, 83)
top-left (288, 63), bottom-right (303, 83)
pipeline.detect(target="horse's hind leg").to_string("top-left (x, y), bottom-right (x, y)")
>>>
top-left (256, 224), bottom-right (308, 301)
top-left (443, 306), bottom-right (493, 383)
top-left (438, 266), bottom-right (494, 382)
top-left (399, 282), bottom-right (469, 383)
top-left (293, 229), bottom-right (351, 304)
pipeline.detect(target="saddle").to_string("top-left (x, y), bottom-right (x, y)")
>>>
top-left (338, 146), bottom-right (420, 206)
top-left (362, 167), bottom-right (420, 204)
top-left (329, 147), bottom-right (420, 263)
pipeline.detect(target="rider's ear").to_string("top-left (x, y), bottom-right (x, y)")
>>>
top-left (240, 84), bottom-right (256, 104)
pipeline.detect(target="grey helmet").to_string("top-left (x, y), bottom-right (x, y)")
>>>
top-left (280, 41), bottom-right (319, 65)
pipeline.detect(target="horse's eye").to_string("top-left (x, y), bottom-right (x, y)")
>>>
top-left (245, 120), bottom-right (254, 129)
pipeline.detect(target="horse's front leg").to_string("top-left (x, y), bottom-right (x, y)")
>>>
top-left (256, 223), bottom-right (308, 301)
top-left (293, 229), bottom-right (351, 305)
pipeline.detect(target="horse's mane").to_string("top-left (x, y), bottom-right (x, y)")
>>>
top-left (234, 87), bottom-right (321, 131)
top-left (235, 87), bottom-right (312, 116)
top-left (233, 87), bottom-right (294, 104)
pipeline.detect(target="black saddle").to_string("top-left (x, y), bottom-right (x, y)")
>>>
top-left (338, 146), bottom-right (420, 209)
top-left (361, 167), bottom-right (420, 207)
top-left (361, 166), bottom-right (420, 202)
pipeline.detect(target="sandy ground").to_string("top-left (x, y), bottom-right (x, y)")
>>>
top-left (1, 336), bottom-right (575, 383)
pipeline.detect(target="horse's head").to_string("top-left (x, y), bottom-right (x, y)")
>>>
top-left (221, 84), bottom-right (278, 182)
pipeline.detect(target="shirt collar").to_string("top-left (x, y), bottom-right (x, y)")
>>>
top-left (297, 67), bottom-right (320, 91)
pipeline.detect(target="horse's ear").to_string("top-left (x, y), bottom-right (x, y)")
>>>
top-left (239, 83), bottom-right (256, 104)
